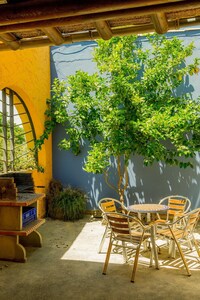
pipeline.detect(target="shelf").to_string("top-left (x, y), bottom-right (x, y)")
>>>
top-left (0, 189), bottom-right (46, 262)
top-left (0, 193), bottom-right (45, 206)
top-left (0, 219), bottom-right (45, 236)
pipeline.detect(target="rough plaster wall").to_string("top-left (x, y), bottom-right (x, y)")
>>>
top-left (51, 32), bottom-right (200, 210)
top-left (0, 47), bottom-right (52, 190)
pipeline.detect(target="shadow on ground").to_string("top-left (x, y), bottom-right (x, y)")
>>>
top-left (1, 216), bottom-right (200, 300)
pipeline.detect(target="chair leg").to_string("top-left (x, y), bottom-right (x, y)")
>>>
top-left (173, 237), bottom-right (191, 276)
top-left (98, 225), bottom-right (109, 253)
top-left (131, 246), bottom-right (140, 283)
top-left (143, 239), bottom-right (150, 252)
top-left (149, 246), bottom-right (153, 267)
top-left (150, 225), bottom-right (159, 269)
top-left (122, 241), bottom-right (128, 263)
top-left (102, 239), bottom-right (112, 275)
top-left (192, 235), bottom-right (200, 258)
top-left (186, 237), bottom-right (193, 250)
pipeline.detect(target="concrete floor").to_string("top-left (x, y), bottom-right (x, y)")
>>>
top-left (1, 216), bottom-right (200, 300)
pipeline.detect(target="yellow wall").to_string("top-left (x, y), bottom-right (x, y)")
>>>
top-left (0, 47), bottom-right (52, 192)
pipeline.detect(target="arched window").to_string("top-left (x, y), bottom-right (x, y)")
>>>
top-left (0, 88), bottom-right (37, 173)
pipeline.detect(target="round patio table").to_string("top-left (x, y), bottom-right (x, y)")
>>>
top-left (127, 203), bottom-right (169, 269)
top-left (128, 203), bottom-right (169, 214)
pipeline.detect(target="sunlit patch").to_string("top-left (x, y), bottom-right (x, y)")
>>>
top-left (61, 220), bottom-right (125, 263)
top-left (61, 219), bottom-right (200, 272)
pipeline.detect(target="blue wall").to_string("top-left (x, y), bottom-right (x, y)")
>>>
top-left (50, 31), bottom-right (200, 210)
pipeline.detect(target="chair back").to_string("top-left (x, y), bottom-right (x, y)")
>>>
top-left (168, 208), bottom-right (200, 239)
top-left (183, 208), bottom-right (200, 236)
top-left (105, 212), bottom-right (145, 244)
top-left (98, 198), bottom-right (127, 214)
top-left (159, 195), bottom-right (191, 221)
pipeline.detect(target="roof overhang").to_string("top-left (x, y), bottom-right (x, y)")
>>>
top-left (1, 0), bottom-right (200, 51)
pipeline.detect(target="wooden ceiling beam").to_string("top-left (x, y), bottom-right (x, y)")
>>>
top-left (95, 21), bottom-right (112, 40)
top-left (151, 13), bottom-right (168, 33)
top-left (0, 32), bottom-right (98, 51)
top-left (1, 17), bottom-right (199, 52)
top-left (0, 33), bottom-right (19, 50)
top-left (0, 1), bottom-right (200, 34)
top-left (42, 27), bottom-right (65, 45)
top-left (0, 0), bottom-right (194, 26)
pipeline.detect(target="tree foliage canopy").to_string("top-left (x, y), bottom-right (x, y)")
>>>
top-left (36, 34), bottom-right (200, 200)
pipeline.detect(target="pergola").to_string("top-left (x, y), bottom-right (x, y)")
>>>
top-left (0, 0), bottom-right (200, 51)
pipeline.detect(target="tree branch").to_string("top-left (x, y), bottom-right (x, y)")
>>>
top-left (104, 170), bottom-right (118, 193)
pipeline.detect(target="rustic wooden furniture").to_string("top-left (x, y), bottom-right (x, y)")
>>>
top-left (102, 212), bottom-right (151, 283)
top-left (0, 172), bottom-right (46, 218)
top-left (0, 193), bottom-right (45, 262)
top-left (127, 203), bottom-right (169, 269)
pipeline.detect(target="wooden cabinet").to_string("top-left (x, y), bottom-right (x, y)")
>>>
top-left (0, 193), bottom-right (45, 262)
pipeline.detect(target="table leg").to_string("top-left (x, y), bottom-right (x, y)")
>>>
top-left (147, 213), bottom-right (151, 223)
top-left (150, 225), bottom-right (159, 269)
top-left (169, 240), bottom-right (176, 258)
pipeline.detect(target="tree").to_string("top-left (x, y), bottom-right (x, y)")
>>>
top-left (36, 34), bottom-right (200, 203)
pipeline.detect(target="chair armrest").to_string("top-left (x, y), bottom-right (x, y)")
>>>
top-left (155, 214), bottom-right (186, 230)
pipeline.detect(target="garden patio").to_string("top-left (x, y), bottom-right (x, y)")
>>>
top-left (1, 216), bottom-right (200, 300)
top-left (1, 1), bottom-right (200, 299)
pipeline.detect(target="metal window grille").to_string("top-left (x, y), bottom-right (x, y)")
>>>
top-left (0, 88), bottom-right (37, 173)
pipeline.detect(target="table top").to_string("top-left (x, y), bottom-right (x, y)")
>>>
top-left (128, 203), bottom-right (169, 213)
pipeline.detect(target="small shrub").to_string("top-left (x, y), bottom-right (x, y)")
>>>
top-left (47, 179), bottom-right (63, 199)
top-left (46, 179), bottom-right (63, 216)
top-left (47, 180), bottom-right (87, 221)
